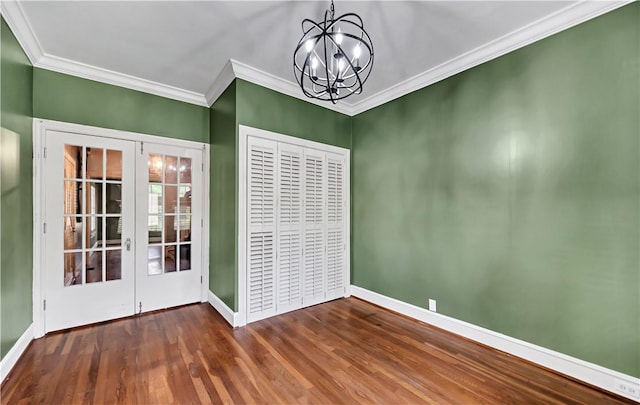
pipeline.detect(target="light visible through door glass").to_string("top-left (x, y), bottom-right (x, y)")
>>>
top-left (149, 154), bottom-right (163, 182)
top-left (179, 157), bottom-right (191, 183)
top-left (165, 156), bottom-right (178, 184)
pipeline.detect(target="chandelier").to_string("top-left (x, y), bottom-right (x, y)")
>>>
top-left (293, 0), bottom-right (374, 103)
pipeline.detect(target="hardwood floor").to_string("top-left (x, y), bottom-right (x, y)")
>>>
top-left (1, 298), bottom-right (632, 404)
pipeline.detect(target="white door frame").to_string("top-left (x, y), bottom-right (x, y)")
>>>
top-left (237, 125), bottom-right (351, 327)
top-left (32, 119), bottom-right (210, 338)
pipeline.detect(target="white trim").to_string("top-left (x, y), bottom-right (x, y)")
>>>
top-left (34, 119), bottom-right (205, 149)
top-left (348, 0), bottom-right (632, 115)
top-left (32, 119), bottom-right (45, 338)
top-left (0, 324), bottom-right (33, 383)
top-left (201, 145), bottom-right (211, 303)
top-left (36, 54), bottom-right (209, 107)
top-left (1, 0), bottom-right (631, 114)
top-left (350, 285), bottom-right (640, 403)
top-left (204, 60), bottom-right (236, 107)
top-left (0, 1), bottom-right (43, 64)
top-left (207, 290), bottom-right (239, 328)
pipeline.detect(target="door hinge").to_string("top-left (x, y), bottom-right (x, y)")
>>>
top-left (43, 223), bottom-right (47, 234)
top-left (43, 147), bottom-right (47, 158)
top-left (201, 162), bottom-right (204, 172)
top-left (201, 218), bottom-right (203, 228)
top-left (43, 300), bottom-right (46, 311)
top-left (140, 142), bottom-right (144, 154)
top-left (200, 275), bottom-right (203, 284)
top-left (138, 302), bottom-right (142, 314)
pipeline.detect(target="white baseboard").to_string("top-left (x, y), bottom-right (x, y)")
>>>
top-left (208, 291), bottom-right (239, 327)
top-left (350, 285), bottom-right (640, 402)
top-left (0, 323), bottom-right (34, 384)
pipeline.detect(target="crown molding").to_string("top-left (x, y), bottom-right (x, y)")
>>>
top-left (348, 0), bottom-right (633, 115)
top-left (2, 0), bottom-right (633, 114)
top-left (0, 0), bottom-right (44, 64)
top-left (205, 59), bottom-right (236, 107)
top-left (36, 53), bottom-right (209, 107)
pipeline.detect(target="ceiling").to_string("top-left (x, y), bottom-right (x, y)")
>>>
top-left (2, 1), bottom-right (629, 115)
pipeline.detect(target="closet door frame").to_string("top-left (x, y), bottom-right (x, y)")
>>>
top-left (238, 125), bottom-right (350, 327)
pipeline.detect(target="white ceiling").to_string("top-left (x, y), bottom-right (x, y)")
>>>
top-left (2, 1), bottom-right (630, 115)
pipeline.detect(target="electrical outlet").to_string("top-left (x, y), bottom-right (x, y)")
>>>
top-left (428, 299), bottom-right (437, 312)
top-left (615, 379), bottom-right (640, 399)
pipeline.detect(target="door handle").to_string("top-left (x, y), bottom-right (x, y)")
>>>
top-left (126, 237), bottom-right (131, 251)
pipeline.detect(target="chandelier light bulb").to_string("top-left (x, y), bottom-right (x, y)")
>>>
top-left (338, 59), bottom-right (345, 71)
top-left (354, 43), bottom-right (361, 58)
top-left (305, 39), bottom-right (314, 52)
top-left (311, 57), bottom-right (318, 69)
top-left (335, 29), bottom-right (343, 45)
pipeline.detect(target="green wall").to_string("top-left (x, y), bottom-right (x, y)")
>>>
top-left (210, 81), bottom-right (237, 309)
top-left (1, 18), bottom-right (34, 359)
top-left (33, 69), bottom-right (209, 143)
top-left (352, 3), bottom-right (639, 377)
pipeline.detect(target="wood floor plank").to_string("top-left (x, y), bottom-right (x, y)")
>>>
top-left (1, 298), bottom-right (634, 404)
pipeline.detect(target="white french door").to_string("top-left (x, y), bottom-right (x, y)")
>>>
top-left (44, 131), bottom-right (136, 331)
top-left (42, 128), bottom-right (204, 333)
top-left (135, 143), bottom-right (203, 313)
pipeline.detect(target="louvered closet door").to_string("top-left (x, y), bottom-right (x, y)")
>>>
top-left (325, 153), bottom-right (347, 300)
top-left (302, 149), bottom-right (326, 306)
top-left (247, 137), bottom-right (278, 322)
top-left (276, 144), bottom-right (304, 314)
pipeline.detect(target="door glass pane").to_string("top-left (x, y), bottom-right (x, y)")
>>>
top-left (86, 181), bottom-right (102, 215)
top-left (106, 249), bottom-right (122, 281)
top-left (164, 185), bottom-right (177, 214)
top-left (148, 184), bottom-right (163, 215)
top-left (85, 215), bottom-right (100, 249)
top-left (164, 246), bottom-right (177, 272)
top-left (86, 148), bottom-right (104, 180)
top-left (64, 145), bottom-right (82, 179)
top-left (179, 157), bottom-right (191, 183)
top-left (86, 250), bottom-right (103, 283)
top-left (148, 216), bottom-right (161, 243)
top-left (149, 154), bottom-right (163, 182)
top-left (64, 216), bottom-right (82, 250)
top-left (178, 215), bottom-right (191, 242)
top-left (164, 215), bottom-right (177, 243)
top-left (64, 252), bottom-right (81, 286)
top-left (148, 246), bottom-right (162, 275)
top-left (106, 183), bottom-right (122, 214)
top-left (179, 186), bottom-right (191, 213)
top-left (106, 150), bottom-right (122, 180)
top-left (165, 155), bottom-right (178, 184)
top-left (64, 181), bottom-right (81, 215)
top-left (179, 244), bottom-right (191, 271)
top-left (106, 217), bottom-right (122, 246)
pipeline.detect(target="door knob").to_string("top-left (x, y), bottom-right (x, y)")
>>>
top-left (126, 237), bottom-right (131, 251)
